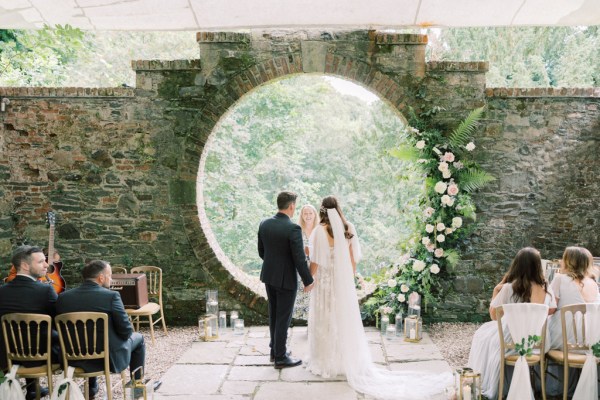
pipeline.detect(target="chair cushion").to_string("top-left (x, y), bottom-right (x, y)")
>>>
top-left (126, 302), bottom-right (160, 315)
top-left (546, 350), bottom-right (589, 365)
top-left (17, 363), bottom-right (61, 374)
top-left (504, 354), bottom-right (541, 364)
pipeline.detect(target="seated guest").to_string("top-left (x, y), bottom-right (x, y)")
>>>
top-left (546, 246), bottom-right (600, 397)
top-left (468, 247), bottom-right (556, 400)
top-left (56, 260), bottom-right (145, 399)
top-left (0, 245), bottom-right (60, 400)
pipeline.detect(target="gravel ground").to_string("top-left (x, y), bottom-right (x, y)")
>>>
top-left (428, 322), bottom-right (482, 369)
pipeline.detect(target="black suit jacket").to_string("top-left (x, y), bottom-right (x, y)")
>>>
top-left (56, 281), bottom-right (134, 373)
top-left (0, 275), bottom-right (58, 370)
top-left (258, 212), bottom-right (313, 290)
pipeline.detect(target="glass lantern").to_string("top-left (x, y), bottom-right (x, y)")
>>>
top-left (233, 318), bottom-right (245, 336)
top-left (204, 314), bottom-right (219, 341)
top-left (124, 367), bottom-right (154, 400)
top-left (380, 314), bottom-right (389, 335)
top-left (230, 310), bottom-right (239, 330)
top-left (408, 292), bottom-right (421, 318)
top-left (198, 316), bottom-right (206, 341)
top-left (385, 324), bottom-right (396, 339)
top-left (404, 315), bottom-right (422, 342)
top-left (454, 367), bottom-right (481, 400)
top-left (395, 312), bottom-right (403, 337)
top-left (206, 289), bottom-right (219, 315)
top-left (218, 311), bottom-right (227, 329)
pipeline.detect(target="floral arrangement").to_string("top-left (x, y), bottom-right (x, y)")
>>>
top-left (515, 335), bottom-right (542, 356)
top-left (592, 341), bottom-right (600, 358)
top-left (362, 106), bottom-right (495, 321)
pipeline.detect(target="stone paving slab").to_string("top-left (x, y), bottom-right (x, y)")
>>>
top-left (228, 366), bottom-right (280, 381)
top-left (176, 342), bottom-right (239, 364)
top-left (254, 382), bottom-right (358, 400)
top-left (158, 364), bottom-right (228, 395)
top-left (221, 381), bottom-right (259, 395)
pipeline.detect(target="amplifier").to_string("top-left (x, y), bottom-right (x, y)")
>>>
top-left (110, 273), bottom-right (149, 309)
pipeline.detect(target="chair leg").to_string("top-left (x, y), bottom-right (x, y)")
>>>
top-left (160, 307), bottom-right (167, 335)
top-left (498, 362), bottom-right (505, 400)
top-left (121, 370), bottom-right (128, 396)
top-left (540, 360), bottom-right (547, 400)
top-left (562, 362), bottom-right (568, 400)
top-left (106, 372), bottom-right (112, 400)
top-left (148, 314), bottom-right (156, 345)
top-left (84, 378), bottom-right (90, 400)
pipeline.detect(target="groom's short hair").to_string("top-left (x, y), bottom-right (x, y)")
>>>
top-left (277, 191), bottom-right (297, 210)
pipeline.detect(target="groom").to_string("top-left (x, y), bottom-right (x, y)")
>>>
top-left (258, 191), bottom-right (314, 369)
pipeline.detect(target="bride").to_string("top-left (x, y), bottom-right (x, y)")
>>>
top-left (305, 195), bottom-right (452, 400)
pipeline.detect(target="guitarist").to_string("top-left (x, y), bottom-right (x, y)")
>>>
top-left (4, 211), bottom-right (66, 293)
top-left (0, 245), bottom-right (60, 400)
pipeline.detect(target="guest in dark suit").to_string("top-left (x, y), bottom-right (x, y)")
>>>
top-left (0, 245), bottom-right (59, 400)
top-left (56, 260), bottom-right (145, 399)
top-left (258, 191), bottom-right (314, 369)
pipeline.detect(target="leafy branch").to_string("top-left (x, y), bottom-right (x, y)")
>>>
top-left (515, 335), bottom-right (541, 357)
top-left (592, 341), bottom-right (600, 358)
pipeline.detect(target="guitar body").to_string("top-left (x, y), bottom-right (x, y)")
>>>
top-left (5, 260), bottom-right (66, 294)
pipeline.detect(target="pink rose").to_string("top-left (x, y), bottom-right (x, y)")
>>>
top-left (442, 152), bottom-right (455, 162)
top-left (447, 183), bottom-right (459, 196)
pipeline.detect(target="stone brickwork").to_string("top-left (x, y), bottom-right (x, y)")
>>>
top-left (1, 29), bottom-right (598, 324)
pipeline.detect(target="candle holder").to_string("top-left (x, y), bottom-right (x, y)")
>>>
top-left (198, 316), bottom-right (206, 341)
top-left (206, 289), bottom-right (219, 315)
top-left (218, 311), bottom-right (227, 329)
top-left (201, 314), bottom-right (219, 341)
top-left (230, 310), bottom-right (239, 330)
top-left (408, 292), bottom-right (421, 318)
top-left (124, 366), bottom-right (154, 400)
top-left (233, 318), bottom-right (245, 336)
top-left (395, 312), bottom-right (403, 337)
top-left (380, 314), bottom-right (389, 335)
top-left (453, 367), bottom-right (481, 400)
top-left (385, 325), bottom-right (396, 339)
top-left (403, 315), bottom-right (422, 342)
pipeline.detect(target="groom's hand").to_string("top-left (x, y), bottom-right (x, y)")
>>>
top-left (303, 283), bottom-right (314, 293)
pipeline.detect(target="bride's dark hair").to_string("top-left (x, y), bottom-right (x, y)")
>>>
top-left (505, 247), bottom-right (548, 302)
top-left (319, 195), bottom-right (354, 239)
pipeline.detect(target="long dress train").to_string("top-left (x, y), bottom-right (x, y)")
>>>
top-left (306, 208), bottom-right (452, 400)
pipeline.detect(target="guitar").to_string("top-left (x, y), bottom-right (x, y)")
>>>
top-left (5, 211), bottom-right (67, 293)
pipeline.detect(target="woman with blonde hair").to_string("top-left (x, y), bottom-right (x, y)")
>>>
top-left (293, 204), bottom-right (319, 320)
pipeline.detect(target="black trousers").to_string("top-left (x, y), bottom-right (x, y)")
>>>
top-left (265, 283), bottom-right (296, 360)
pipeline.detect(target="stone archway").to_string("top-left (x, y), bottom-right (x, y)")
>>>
top-left (177, 30), bottom-right (428, 316)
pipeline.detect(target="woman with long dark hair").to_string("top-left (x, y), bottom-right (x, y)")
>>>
top-left (468, 247), bottom-right (556, 399)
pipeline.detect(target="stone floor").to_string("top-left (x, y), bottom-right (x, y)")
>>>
top-left (153, 326), bottom-right (453, 400)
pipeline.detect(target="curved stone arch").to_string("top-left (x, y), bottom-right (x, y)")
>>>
top-left (181, 51), bottom-right (417, 315)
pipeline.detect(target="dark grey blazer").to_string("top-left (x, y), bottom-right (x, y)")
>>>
top-left (0, 275), bottom-right (58, 370)
top-left (258, 212), bottom-right (313, 290)
top-left (56, 281), bottom-right (133, 373)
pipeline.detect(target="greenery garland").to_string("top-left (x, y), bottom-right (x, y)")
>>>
top-left (362, 106), bottom-right (495, 320)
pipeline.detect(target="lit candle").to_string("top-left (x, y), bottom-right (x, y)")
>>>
top-left (462, 386), bottom-right (471, 400)
top-left (206, 326), bottom-right (212, 338)
top-left (410, 328), bottom-right (416, 340)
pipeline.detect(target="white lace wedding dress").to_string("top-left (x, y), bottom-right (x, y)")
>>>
top-left (306, 208), bottom-right (452, 400)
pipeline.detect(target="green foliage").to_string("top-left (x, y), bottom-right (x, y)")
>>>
top-left (203, 75), bottom-right (423, 276)
top-left (363, 106), bottom-right (494, 319)
top-left (515, 335), bottom-right (541, 357)
top-left (457, 168), bottom-right (497, 193)
top-left (448, 107), bottom-right (484, 149)
top-left (592, 341), bottom-right (600, 358)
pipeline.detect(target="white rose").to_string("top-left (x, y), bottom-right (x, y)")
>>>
top-left (441, 195), bottom-right (451, 205)
top-left (400, 284), bottom-right (410, 293)
top-left (436, 222), bottom-right (445, 230)
top-left (452, 217), bottom-right (463, 228)
top-left (424, 207), bottom-right (435, 217)
top-left (397, 293), bottom-right (406, 302)
top-left (434, 248), bottom-right (444, 258)
top-left (416, 140), bottom-right (426, 149)
top-left (413, 260), bottom-right (426, 272)
top-left (434, 181), bottom-right (447, 194)
top-left (447, 183), bottom-right (459, 196)
top-left (421, 237), bottom-right (431, 245)
top-left (426, 243), bottom-right (435, 252)
top-left (445, 227), bottom-right (454, 234)
top-left (436, 234), bottom-right (445, 243)
top-left (446, 197), bottom-right (455, 206)
top-left (438, 161), bottom-right (449, 172)
top-left (388, 279), bottom-right (397, 288)
top-left (442, 170), bottom-right (452, 179)
top-left (466, 142), bottom-right (476, 151)
top-left (425, 224), bottom-right (434, 233)
top-left (453, 161), bottom-right (464, 170)
top-left (430, 264), bottom-right (440, 274)
top-left (443, 152), bottom-right (455, 162)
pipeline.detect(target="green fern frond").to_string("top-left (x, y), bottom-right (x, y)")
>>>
top-left (444, 249), bottom-right (460, 269)
top-left (389, 146), bottom-right (419, 162)
top-left (457, 168), bottom-right (496, 193)
top-left (449, 107), bottom-right (485, 148)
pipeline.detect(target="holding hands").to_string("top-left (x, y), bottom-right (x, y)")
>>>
top-left (304, 283), bottom-right (314, 293)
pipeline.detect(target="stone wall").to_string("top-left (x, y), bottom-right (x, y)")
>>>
top-left (1, 30), bottom-right (598, 324)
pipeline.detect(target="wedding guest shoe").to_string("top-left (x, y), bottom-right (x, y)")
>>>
top-left (274, 356), bottom-right (302, 369)
top-left (270, 351), bottom-right (291, 362)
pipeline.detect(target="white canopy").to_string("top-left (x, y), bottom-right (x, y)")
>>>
top-left (0, 0), bottom-right (599, 31)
